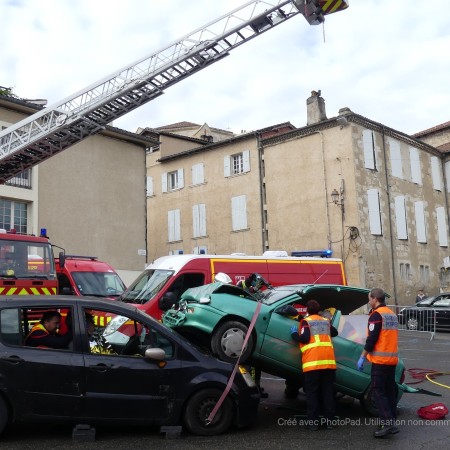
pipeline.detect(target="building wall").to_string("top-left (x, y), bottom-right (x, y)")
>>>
top-left (38, 134), bottom-right (148, 274)
top-left (146, 136), bottom-right (263, 259)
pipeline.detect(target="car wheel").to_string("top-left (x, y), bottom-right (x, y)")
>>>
top-left (211, 321), bottom-right (254, 364)
top-left (183, 388), bottom-right (233, 436)
top-left (0, 396), bottom-right (9, 435)
top-left (406, 317), bottom-right (420, 331)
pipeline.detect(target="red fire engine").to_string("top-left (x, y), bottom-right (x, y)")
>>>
top-left (0, 228), bottom-right (57, 295)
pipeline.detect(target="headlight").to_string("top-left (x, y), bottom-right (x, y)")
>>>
top-left (103, 315), bottom-right (128, 336)
top-left (239, 365), bottom-right (256, 388)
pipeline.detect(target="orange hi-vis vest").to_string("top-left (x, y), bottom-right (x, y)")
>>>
top-left (367, 305), bottom-right (399, 365)
top-left (299, 314), bottom-right (336, 372)
top-left (26, 323), bottom-right (50, 347)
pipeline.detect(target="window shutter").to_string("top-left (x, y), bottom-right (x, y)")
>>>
top-left (168, 209), bottom-right (181, 242)
top-left (161, 173), bottom-right (168, 193)
top-left (431, 156), bottom-right (442, 191)
top-left (178, 168), bottom-right (184, 189)
top-left (409, 147), bottom-right (422, 185)
top-left (199, 203), bottom-right (206, 236)
top-left (389, 139), bottom-right (403, 179)
top-left (367, 189), bottom-right (382, 235)
top-left (192, 163), bottom-right (204, 185)
top-left (414, 201), bottom-right (426, 243)
top-left (394, 196), bottom-right (408, 239)
top-left (146, 176), bottom-right (153, 197)
top-left (192, 204), bottom-right (199, 238)
top-left (232, 195), bottom-right (247, 231)
top-left (363, 130), bottom-right (375, 170)
top-left (224, 156), bottom-right (231, 177)
top-left (445, 161), bottom-right (450, 194)
top-left (243, 150), bottom-right (250, 172)
top-left (436, 207), bottom-right (448, 247)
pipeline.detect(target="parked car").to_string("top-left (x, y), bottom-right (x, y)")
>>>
top-left (0, 296), bottom-right (259, 437)
top-left (398, 293), bottom-right (450, 331)
top-left (162, 283), bottom-right (408, 415)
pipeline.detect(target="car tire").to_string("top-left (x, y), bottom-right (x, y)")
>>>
top-left (183, 388), bottom-right (233, 436)
top-left (0, 396), bottom-right (9, 436)
top-left (406, 317), bottom-right (420, 331)
top-left (211, 321), bottom-right (254, 364)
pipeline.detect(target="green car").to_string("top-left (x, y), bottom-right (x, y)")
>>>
top-left (163, 283), bottom-right (409, 414)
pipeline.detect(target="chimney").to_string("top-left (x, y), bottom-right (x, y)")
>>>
top-left (306, 90), bottom-right (327, 125)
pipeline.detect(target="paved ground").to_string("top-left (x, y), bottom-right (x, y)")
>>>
top-left (2, 329), bottom-right (450, 449)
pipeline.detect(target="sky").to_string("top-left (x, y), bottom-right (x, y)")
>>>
top-left (1, 0), bottom-right (449, 136)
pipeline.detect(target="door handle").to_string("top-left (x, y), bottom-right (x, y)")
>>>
top-left (89, 363), bottom-right (113, 372)
top-left (0, 355), bottom-right (25, 364)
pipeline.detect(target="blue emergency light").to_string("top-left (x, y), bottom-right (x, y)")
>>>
top-left (291, 249), bottom-right (333, 258)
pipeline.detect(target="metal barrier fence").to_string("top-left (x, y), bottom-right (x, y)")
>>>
top-left (388, 304), bottom-right (436, 341)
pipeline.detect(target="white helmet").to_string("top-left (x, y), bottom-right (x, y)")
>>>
top-left (214, 272), bottom-right (232, 284)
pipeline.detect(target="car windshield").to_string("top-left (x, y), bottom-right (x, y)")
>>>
top-left (417, 296), bottom-right (438, 306)
top-left (120, 269), bottom-right (174, 305)
top-left (259, 287), bottom-right (301, 305)
top-left (72, 272), bottom-right (126, 297)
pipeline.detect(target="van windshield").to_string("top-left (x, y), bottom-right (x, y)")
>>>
top-left (120, 269), bottom-right (174, 305)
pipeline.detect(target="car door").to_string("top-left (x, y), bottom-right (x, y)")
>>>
top-left (0, 305), bottom-right (84, 418)
top-left (81, 306), bottom-right (181, 421)
top-left (258, 301), bottom-right (300, 372)
top-left (432, 297), bottom-right (450, 330)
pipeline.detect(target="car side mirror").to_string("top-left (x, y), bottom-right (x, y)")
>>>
top-left (145, 347), bottom-right (166, 361)
top-left (276, 305), bottom-right (300, 317)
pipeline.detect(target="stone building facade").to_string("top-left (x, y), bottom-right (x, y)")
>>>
top-left (144, 93), bottom-right (450, 305)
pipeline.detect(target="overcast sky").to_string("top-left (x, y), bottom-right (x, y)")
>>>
top-left (1, 0), bottom-right (449, 136)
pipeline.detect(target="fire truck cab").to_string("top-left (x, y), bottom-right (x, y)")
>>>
top-left (120, 252), bottom-right (346, 320)
top-left (0, 229), bottom-right (57, 295)
top-left (55, 254), bottom-right (126, 299)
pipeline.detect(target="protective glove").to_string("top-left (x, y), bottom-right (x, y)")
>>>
top-left (357, 355), bottom-right (365, 371)
top-left (290, 325), bottom-right (298, 335)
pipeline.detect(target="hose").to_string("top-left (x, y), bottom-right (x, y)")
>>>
top-left (407, 368), bottom-right (450, 390)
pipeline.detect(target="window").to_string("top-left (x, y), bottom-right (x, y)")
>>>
top-left (85, 307), bottom-right (174, 357)
top-left (367, 189), bottom-right (382, 235)
top-left (168, 209), bottom-right (181, 242)
top-left (409, 147), bottom-right (422, 185)
top-left (146, 176), bottom-right (153, 197)
top-left (191, 163), bottom-right (205, 185)
top-left (5, 169), bottom-right (32, 189)
top-left (436, 206), bottom-right (448, 247)
top-left (389, 139), bottom-right (403, 179)
top-left (162, 169), bottom-right (184, 192)
top-left (394, 196), bottom-right (408, 240)
top-left (399, 263), bottom-right (410, 281)
top-left (0, 199), bottom-right (28, 233)
top-left (431, 156), bottom-right (443, 191)
top-left (363, 129), bottom-right (376, 170)
top-left (192, 204), bottom-right (206, 238)
top-left (231, 195), bottom-right (247, 231)
top-left (414, 201), bottom-right (427, 243)
top-left (224, 151), bottom-right (250, 177)
top-left (419, 265), bottom-right (430, 285)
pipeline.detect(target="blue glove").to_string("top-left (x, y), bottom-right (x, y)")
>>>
top-left (290, 325), bottom-right (298, 334)
top-left (357, 356), bottom-right (365, 371)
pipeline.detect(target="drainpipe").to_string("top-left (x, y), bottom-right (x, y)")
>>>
top-left (257, 133), bottom-right (268, 253)
top-left (381, 126), bottom-right (398, 304)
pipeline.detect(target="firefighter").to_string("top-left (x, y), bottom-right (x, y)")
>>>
top-left (25, 311), bottom-right (73, 349)
top-left (290, 299), bottom-right (338, 430)
top-left (357, 288), bottom-right (399, 438)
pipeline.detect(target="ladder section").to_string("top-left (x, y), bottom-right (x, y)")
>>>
top-left (0, 0), bottom-right (300, 183)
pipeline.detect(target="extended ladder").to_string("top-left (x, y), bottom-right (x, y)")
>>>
top-left (0, 1), bottom-right (334, 183)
